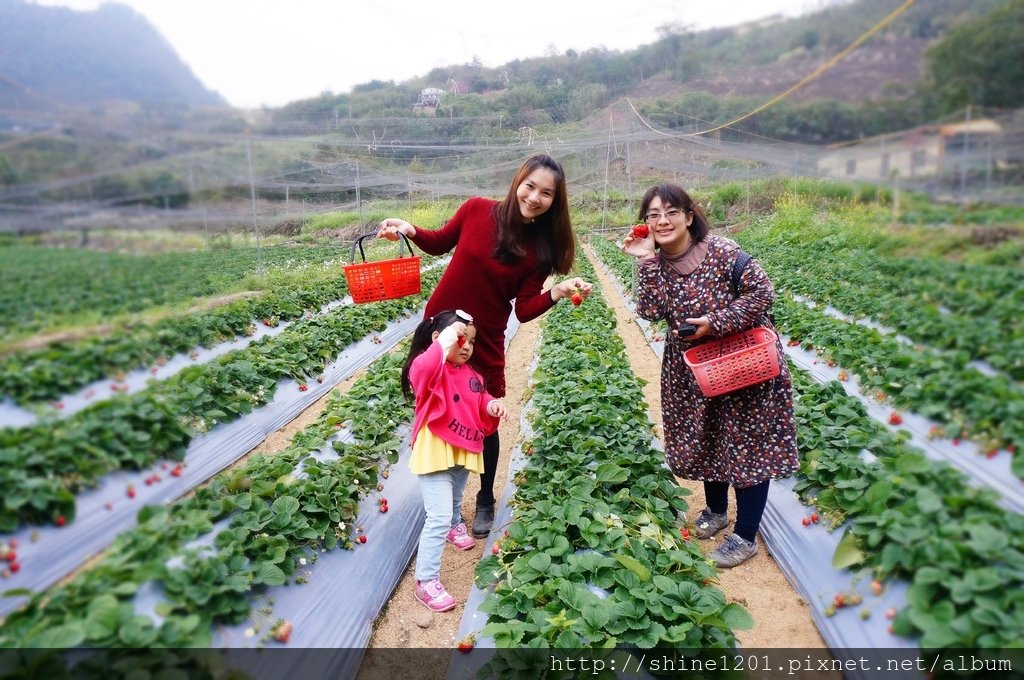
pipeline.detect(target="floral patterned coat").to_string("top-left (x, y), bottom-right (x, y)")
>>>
top-left (636, 235), bottom-right (798, 488)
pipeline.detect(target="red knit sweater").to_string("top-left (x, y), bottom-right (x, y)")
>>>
top-left (410, 197), bottom-right (556, 397)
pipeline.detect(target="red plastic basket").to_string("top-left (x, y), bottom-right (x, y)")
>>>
top-left (683, 327), bottom-right (781, 397)
top-left (343, 233), bottom-right (421, 304)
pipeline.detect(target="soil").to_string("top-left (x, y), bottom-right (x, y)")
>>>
top-left (356, 245), bottom-right (825, 674)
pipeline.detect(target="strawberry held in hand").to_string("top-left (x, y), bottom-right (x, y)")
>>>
top-left (630, 224), bottom-right (650, 239)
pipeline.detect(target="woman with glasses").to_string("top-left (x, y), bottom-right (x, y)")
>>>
top-left (621, 183), bottom-right (797, 568)
top-left (379, 153), bottom-right (592, 540)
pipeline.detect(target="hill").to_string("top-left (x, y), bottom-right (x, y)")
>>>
top-left (0, 0), bottom-right (226, 112)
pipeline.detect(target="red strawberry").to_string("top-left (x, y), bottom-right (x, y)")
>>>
top-left (834, 593), bottom-right (846, 608)
top-left (871, 580), bottom-right (884, 596)
top-left (810, 513), bottom-right (820, 524)
top-left (630, 224), bottom-right (649, 239)
top-left (456, 634), bottom-right (476, 653)
top-left (298, 383), bottom-right (309, 392)
top-left (55, 516), bottom-right (65, 527)
top-left (126, 485), bottom-right (136, 499)
top-left (170, 465), bottom-right (184, 478)
top-left (9, 562), bottom-right (20, 573)
top-left (570, 292), bottom-right (583, 306)
top-left (888, 411), bottom-right (903, 426)
top-left (358, 535), bottom-right (367, 544)
top-left (952, 438), bottom-right (961, 446)
top-left (679, 528), bottom-right (691, 541)
top-left (802, 517), bottom-right (811, 526)
top-left (985, 449), bottom-right (998, 459)
top-left (4, 551), bottom-right (15, 563)
top-left (272, 620), bottom-right (292, 643)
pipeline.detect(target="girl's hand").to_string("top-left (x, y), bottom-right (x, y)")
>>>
top-left (621, 230), bottom-right (655, 259)
top-left (487, 400), bottom-right (508, 419)
top-left (553, 277), bottom-right (594, 302)
top-left (676, 315), bottom-right (711, 340)
top-left (377, 218), bottom-right (415, 241)
top-left (438, 321), bottom-right (467, 350)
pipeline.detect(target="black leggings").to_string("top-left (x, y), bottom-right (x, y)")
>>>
top-left (704, 480), bottom-right (770, 544)
top-left (476, 431), bottom-right (500, 507)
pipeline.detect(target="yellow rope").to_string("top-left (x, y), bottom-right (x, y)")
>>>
top-left (627, 0), bottom-right (917, 138)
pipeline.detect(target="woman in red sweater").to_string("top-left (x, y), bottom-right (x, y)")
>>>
top-left (378, 153), bottom-right (591, 537)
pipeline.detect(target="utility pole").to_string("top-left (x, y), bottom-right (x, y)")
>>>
top-left (356, 161), bottom-right (363, 224)
top-left (959, 104), bottom-right (971, 205)
top-left (245, 130), bottom-right (264, 279)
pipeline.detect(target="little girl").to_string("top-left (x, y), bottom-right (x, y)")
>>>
top-left (401, 309), bottom-right (507, 612)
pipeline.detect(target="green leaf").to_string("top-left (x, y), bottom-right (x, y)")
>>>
top-left (611, 553), bottom-right (651, 582)
top-left (30, 622), bottom-right (86, 648)
top-left (84, 594), bottom-right (120, 640)
top-left (253, 561), bottom-right (287, 586)
top-left (581, 601), bottom-right (611, 630)
top-left (271, 495), bottom-right (300, 517)
top-left (527, 553), bottom-right (552, 572)
top-left (595, 463), bottom-right (629, 484)
top-left (831, 528), bottom-right (864, 569)
top-left (119, 615), bottom-right (159, 647)
top-left (721, 602), bottom-right (755, 630)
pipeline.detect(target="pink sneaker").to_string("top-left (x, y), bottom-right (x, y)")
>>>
top-left (414, 579), bottom-right (456, 612)
top-left (446, 522), bottom-right (475, 550)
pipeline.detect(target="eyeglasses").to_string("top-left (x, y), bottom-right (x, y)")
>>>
top-left (645, 208), bottom-right (686, 224)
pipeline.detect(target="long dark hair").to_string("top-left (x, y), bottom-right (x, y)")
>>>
top-left (637, 184), bottom-right (710, 244)
top-left (401, 309), bottom-right (462, 402)
top-left (492, 153), bottom-right (575, 275)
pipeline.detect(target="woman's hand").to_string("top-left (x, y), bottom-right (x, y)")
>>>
top-left (487, 399), bottom-right (508, 419)
top-left (551, 277), bottom-right (594, 302)
top-left (621, 229), bottom-right (655, 259)
top-left (377, 218), bottom-right (415, 241)
top-left (674, 315), bottom-right (711, 340)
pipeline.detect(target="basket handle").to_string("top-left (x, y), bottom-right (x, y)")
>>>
top-left (350, 232), bottom-right (416, 264)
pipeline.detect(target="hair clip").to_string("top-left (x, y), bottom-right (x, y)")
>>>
top-left (455, 309), bottom-right (473, 323)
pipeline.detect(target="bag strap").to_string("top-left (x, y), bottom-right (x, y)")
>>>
top-left (731, 250), bottom-right (752, 298)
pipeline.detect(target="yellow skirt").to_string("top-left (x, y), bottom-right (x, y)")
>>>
top-left (409, 426), bottom-right (485, 475)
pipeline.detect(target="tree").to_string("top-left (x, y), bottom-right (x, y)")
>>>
top-left (924, 0), bottom-right (1024, 110)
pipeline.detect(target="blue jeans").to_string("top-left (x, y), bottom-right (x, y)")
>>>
top-left (414, 465), bottom-right (469, 582)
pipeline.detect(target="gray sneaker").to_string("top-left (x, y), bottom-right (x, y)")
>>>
top-left (711, 533), bottom-right (758, 568)
top-left (694, 507), bottom-right (729, 539)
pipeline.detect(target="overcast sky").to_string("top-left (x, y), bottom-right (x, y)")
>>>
top-left (36, 0), bottom-right (830, 109)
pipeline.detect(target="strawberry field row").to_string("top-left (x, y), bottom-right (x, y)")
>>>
top-left (471, 255), bottom-right (751, 664)
top-left (1, 277), bottom-right (350, 406)
top-left (771, 297), bottom-right (1024, 477)
top-left (0, 347), bottom-right (410, 651)
top-left (748, 244), bottom-right (1024, 381)
top-left (0, 268), bottom-right (441, 532)
top-left (587, 232), bottom-right (1024, 651)
top-left (0, 245), bottom-right (347, 343)
top-left (789, 372), bottom-right (1024, 649)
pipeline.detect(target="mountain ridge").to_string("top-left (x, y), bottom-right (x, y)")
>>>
top-left (0, 0), bottom-right (225, 111)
